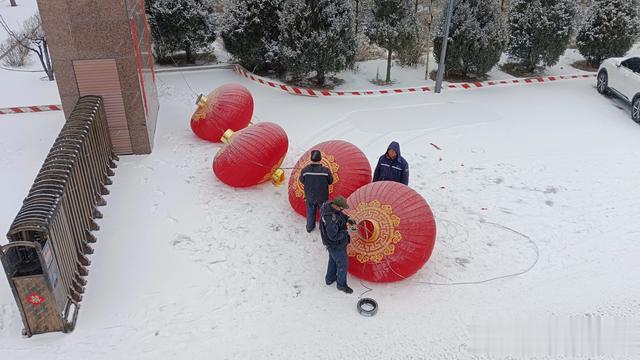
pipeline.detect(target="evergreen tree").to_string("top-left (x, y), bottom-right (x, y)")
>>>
top-left (145, 0), bottom-right (217, 64)
top-left (433, 0), bottom-right (507, 77)
top-left (279, 0), bottom-right (356, 85)
top-left (221, 0), bottom-right (284, 73)
top-left (365, 0), bottom-right (420, 83)
top-left (506, 0), bottom-right (578, 72)
top-left (577, 0), bottom-right (640, 66)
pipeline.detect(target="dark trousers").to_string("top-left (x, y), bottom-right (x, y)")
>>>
top-left (306, 200), bottom-right (319, 232)
top-left (325, 247), bottom-right (348, 287)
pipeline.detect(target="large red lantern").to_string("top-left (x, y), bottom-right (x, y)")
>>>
top-left (288, 140), bottom-right (371, 218)
top-left (346, 181), bottom-right (436, 282)
top-left (213, 122), bottom-right (288, 187)
top-left (191, 83), bottom-right (254, 142)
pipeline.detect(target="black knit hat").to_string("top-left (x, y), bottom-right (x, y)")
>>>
top-left (310, 150), bottom-right (322, 162)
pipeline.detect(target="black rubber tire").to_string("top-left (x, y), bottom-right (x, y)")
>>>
top-left (357, 298), bottom-right (378, 317)
top-left (633, 97), bottom-right (640, 123)
top-left (597, 71), bottom-right (609, 95)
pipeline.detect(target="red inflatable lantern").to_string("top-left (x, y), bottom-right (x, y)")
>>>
top-left (346, 181), bottom-right (436, 282)
top-left (213, 122), bottom-right (288, 187)
top-left (288, 140), bottom-right (371, 218)
top-left (191, 83), bottom-right (254, 142)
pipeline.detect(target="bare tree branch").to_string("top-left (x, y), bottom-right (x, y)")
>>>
top-left (0, 15), bottom-right (38, 53)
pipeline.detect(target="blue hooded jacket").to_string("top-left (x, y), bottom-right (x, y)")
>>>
top-left (372, 141), bottom-right (409, 185)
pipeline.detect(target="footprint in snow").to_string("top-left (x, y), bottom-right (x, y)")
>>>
top-left (171, 234), bottom-right (193, 247)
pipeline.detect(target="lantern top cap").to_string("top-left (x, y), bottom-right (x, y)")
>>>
top-left (196, 94), bottom-right (208, 107)
top-left (271, 169), bottom-right (285, 187)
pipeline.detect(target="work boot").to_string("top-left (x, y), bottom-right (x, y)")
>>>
top-left (337, 284), bottom-right (353, 294)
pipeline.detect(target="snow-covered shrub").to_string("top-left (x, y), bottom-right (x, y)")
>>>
top-left (506, 0), bottom-right (578, 72)
top-left (145, 0), bottom-right (217, 64)
top-left (395, 35), bottom-right (426, 67)
top-left (355, 32), bottom-right (386, 61)
top-left (221, 0), bottom-right (284, 73)
top-left (577, 0), bottom-right (640, 66)
top-left (433, 0), bottom-right (507, 77)
top-left (279, 0), bottom-right (356, 85)
top-left (365, 0), bottom-right (420, 82)
top-left (0, 37), bottom-right (31, 67)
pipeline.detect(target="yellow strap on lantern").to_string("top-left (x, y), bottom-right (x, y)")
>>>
top-left (221, 129), bottom-right (235, 144)
top-left (271, 169), bottom-right (285, 187)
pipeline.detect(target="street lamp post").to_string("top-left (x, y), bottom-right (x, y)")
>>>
top-left (435, 0), bottom-right (454, 93)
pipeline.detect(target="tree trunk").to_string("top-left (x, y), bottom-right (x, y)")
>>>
top-left (385, 48), bottom-right (392, 83)
top-left (316, 70), bottom-right (325, 86)
top-left (34, 47), bottom-right (49, 80)
top-left (424, 33), bottom-right (431, 79)
top-left (10, 0), bottom-right (17, 6)
top-left (185, 44), bottom-right (193, 64)
top-left (43, 38), bottom-right (54, 81)
top-left (424, 0), bottom-right (433, 80)
top-left (527, 52), bottom-right (536, 73)
top-left (355, 0), bottom-right (359, 38)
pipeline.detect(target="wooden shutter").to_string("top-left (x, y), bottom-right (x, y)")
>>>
top-left (73, 59), bottom-right (133, 154)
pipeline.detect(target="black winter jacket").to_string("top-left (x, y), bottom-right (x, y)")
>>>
top-left (300, 163), bottom-right (334, 204)
top-left (319, 201), bottom-right (350, 250)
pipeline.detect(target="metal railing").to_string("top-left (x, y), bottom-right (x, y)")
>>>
top-left (1, 96), bottom-right (117, 336)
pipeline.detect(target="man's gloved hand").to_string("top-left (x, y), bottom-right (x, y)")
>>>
top-left (346, 218), bottom-right (358, 232)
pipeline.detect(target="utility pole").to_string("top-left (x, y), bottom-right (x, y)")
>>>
top-left (435, 0), bottom-right (454, 93)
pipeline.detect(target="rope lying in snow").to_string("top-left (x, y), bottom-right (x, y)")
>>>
top-left (358, 280), bottom-right (374, 299)
top-left (165, 52), bottom-right (200, 98)
top-left (358, 220), bottom-right (539, 297)
top-left (407, 220), bottom-right (538, 286)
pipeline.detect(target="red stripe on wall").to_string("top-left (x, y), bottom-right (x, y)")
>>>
top-left (130, 18), bottom-right (149, 116)
top-left (140, 0), bottom-right (156, 83)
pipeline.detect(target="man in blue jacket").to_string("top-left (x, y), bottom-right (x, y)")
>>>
top-left (372, 141), bottom-right (409, 185)
top-left (319, 196), bottom-right (355, 294)
top-left (300, 150), bottom-right (334, 233)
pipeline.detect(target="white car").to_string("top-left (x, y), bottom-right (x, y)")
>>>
top-left (597, 56), bottom-right (640, 122)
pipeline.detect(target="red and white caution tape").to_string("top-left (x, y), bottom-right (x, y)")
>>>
top-left (234, 64), bottom-right (597, 97)
top-left (0, 104), bottom-right (62, 115)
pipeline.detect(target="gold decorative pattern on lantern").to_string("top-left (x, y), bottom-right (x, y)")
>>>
top-left (192, 89), bottom-right (221, 122)
top-left (293, 152), bottom-right (340, 198)
top-left (347, 200), bottom-right (402, 264)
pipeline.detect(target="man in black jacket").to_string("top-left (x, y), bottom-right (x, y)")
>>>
top-left (319, 196), bottom-right (354, 294)
top-left (300, 150), bottom-right (334, 233)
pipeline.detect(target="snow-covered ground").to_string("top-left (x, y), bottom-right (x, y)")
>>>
top-left (1, 66), bottom-right (640, 359)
